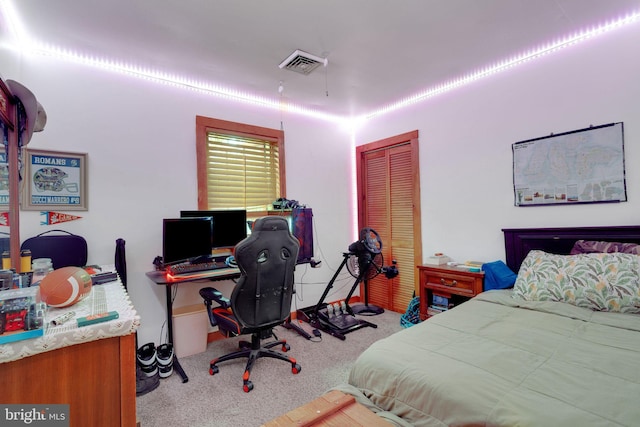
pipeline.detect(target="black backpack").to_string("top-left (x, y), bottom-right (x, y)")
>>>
top-left (21, 230), bottom-right (88, 269)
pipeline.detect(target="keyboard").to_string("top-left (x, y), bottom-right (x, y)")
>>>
top-left (166, 261), bottom-right (225, 276)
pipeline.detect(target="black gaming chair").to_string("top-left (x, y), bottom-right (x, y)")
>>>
top-left (199, 216), bottom-right (301, 392)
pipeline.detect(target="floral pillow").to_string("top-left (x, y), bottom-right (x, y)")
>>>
top-left (570, 240), bottom-right (640, 255)
top-left (513, 250), bottom-right (640, 313)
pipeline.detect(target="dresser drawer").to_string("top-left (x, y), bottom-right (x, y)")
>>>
top-left (422, 270), bottom-right (479, 296)
top-left (417, 265), bottom-right (485, 320)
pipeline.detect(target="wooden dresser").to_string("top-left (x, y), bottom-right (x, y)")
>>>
top-left (0, 275), bottom-right (139, 427)
top-left (417, 265), bottom-right (484, 320)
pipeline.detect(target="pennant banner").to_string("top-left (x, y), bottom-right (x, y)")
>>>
top-left (40, 211), bottom-right (83, 225)
top-left (0, 212), bottom-right (8, 227)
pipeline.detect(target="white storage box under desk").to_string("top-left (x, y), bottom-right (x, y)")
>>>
top-left (172, 303), bottom-right (209, 358)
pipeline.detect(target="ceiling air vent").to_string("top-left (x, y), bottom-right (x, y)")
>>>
top-left (279, 50), bottom-right (328, 75)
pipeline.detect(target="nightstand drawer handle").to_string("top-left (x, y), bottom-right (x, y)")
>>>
top-left (440, 278), bottom-right (457, 287)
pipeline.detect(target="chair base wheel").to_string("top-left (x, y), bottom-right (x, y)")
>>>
top-left (205, 332), bottom-right (300, 391)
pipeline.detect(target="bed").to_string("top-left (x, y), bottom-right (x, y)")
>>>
top-left (335, 225), bottom-right (640, 427)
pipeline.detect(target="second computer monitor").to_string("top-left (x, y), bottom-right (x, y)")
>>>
top-left (162, 217), bottom-right (214, 265)
top-left (180, 209), bottom-right (248, 249)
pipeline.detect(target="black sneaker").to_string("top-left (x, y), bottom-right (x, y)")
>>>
top-left (136, 365), bottom-right (159, 396)
top-left (137, 343), bottom-right (158, 377)
top-left (157, 343), bottom-right (174, 378)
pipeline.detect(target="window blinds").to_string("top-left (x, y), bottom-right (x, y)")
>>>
top-left (205, 132), bottom-right (280, 212)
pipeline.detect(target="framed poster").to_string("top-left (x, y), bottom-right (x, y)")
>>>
top-left (22, 149), bottom-right (88, 211)
top-left (513, 122), bottom-right (626, 206)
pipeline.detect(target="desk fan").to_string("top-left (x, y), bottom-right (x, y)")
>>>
top-left (346, 228), bottom-right (396, 315)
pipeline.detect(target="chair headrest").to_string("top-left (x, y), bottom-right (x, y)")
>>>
top-left (250, 216), bottom-right (290, 232)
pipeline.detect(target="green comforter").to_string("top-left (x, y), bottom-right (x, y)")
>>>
top-left (343, 290), bottom-right (640, 426)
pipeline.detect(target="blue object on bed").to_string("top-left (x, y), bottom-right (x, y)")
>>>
top-left (482, 260), bottom-right (517, 291)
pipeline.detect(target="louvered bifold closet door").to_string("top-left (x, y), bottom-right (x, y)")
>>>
top-left (363, 150), bottom-right (391, 309)
top-left (363, 144), bottom-right (415, 312)
top-left (363, 143), bottom-right (416, 312)
top-left (387, 145), bottom-right (416, 311)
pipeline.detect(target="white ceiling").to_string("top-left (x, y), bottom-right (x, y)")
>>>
top-left (2, 0), bottom-right (639, 118)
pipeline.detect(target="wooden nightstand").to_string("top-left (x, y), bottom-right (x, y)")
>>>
top-left (417, 265), bottom-right (484, 320)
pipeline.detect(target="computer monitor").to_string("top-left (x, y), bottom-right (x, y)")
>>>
top-left (180, 210), bottom-right (248, 249)
top-left (162, 217), bottom-right (213, 265)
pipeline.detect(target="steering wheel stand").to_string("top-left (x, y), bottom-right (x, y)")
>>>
top-left (295, 251), bottom-right (377, 340)
top-left (349, 277), bottom-right (385, 315)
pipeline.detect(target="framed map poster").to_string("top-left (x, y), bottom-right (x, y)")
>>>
top-left (512, 122), bottom-right (626, 206)
top-left (22, 149), bottom-right (88, 211)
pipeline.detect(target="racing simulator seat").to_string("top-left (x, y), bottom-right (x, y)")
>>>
top-left (199, 216), bottom-right (301, 392)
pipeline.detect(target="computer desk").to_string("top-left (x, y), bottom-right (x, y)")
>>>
top-left (146, 267), bottom-right (241, 383)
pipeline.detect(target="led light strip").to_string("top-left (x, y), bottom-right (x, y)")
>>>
top-left (1, 1), bottom-right (638, 124)
top-left (359, 11), bottom-right (640, 121)
top-left (0, 2), bottom-right (345, 124)
top-left (32, 43), bottom-right (346, 124)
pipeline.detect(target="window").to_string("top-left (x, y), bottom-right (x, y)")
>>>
top-left (195, 116), bottom-right (285, 214)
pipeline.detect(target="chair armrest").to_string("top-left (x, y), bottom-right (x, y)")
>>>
top-left (199, 287), bottom-right (232, 327)
top-left (199, 287), bottom-right (231, 308)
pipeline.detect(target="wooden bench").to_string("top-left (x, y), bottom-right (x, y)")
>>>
top-left (261, 390), bottom-right (392, 427)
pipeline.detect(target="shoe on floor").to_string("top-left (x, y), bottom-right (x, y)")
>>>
top-left (136, 365), bottom-right (159, 396)
top-left (137, 342), bottom-right (158, 377)
top-left (157, 343), bottom-right (174, 378)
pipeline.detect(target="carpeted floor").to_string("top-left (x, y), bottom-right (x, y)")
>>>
top-left (136, 309), bottom-right (403, 427)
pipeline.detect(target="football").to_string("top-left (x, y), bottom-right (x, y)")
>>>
top-left (39, 266), bottom-right (93, 308)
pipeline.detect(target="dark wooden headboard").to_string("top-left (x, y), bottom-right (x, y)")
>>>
top-left (502, 225), bottom-right (640, 273)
